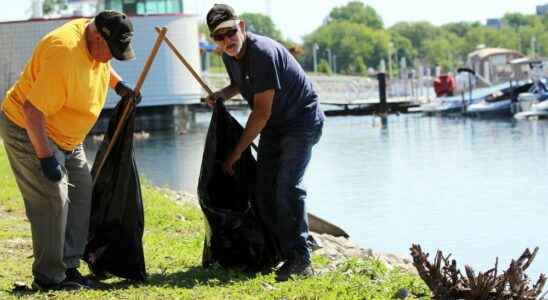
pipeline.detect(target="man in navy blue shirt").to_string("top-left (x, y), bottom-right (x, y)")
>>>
top-left (206, 4), bottom-right (325, 281)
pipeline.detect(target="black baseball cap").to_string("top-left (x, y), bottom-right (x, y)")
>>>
top-left (206, 4), bottom-right (240, 34)
top-left (94, 10), bottom-right (135, 61)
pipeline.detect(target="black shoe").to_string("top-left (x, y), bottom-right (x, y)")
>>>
top-left (65, 268), bottom-right (94, 288)
top-left (31, 279), bottom-right (82, 291)
top-left (275, 257), bottom-right (314, 282)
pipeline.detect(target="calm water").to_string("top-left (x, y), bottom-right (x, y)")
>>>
top-left (85, 112), bottom-right (548, 277)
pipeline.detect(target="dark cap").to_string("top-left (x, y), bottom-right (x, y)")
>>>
top-left (94, 10), bottom-right (135, 61)
top-left (206, 4), bottom-right (240, 34)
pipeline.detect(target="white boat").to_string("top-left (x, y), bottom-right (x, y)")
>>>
top-left (514, 81), bottom-right (548, 119)
top-left (466, 82), bottom-right (533, 117)
top-left (419, 82), bottom-right (517, 115)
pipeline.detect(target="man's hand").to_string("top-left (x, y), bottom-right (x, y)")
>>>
top-left (222, 150), bottom-right (241, 176)
top-left (206, 91), bottom-right (226, 107)
top-left (115, 81), bottom-right (141, 104)
top-left (39, 156), bottom-right (63, 182)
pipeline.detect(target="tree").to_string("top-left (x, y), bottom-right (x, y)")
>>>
top-left (441, 21), bottom-right (481, 37)
top-left (462, 26), bottom-right (518, 54)
top-left (303, 21), bottom-right (389, 75)
top-left (317, 59), bottom-right (332, 74)
top-left (354, 56), bottom-right (366, 75)
top-left (502, 13), bottom-right (538, 29)
top-left (240, 12), bottom-right (284, 43)
top-left (42, 0), bottom-right (67, 16)
top-left (327, 1), bottom-right (384, 29)
top-left (423, 38), bottom-right (455, 71)
top-left (389, 21), bottom-right (442, 59)
top-left (390, 33), bottom-right (417, 69)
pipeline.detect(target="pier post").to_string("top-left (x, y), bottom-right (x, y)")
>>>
top-left (173, 105), bottom-right (191, 133)
top-left (377, 72), bottom-right (388, 114)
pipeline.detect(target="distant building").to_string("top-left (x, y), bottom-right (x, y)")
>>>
top-left (1, 0), bottom-right (201, 110)
top-left (467, 47), bottom-right (524, 84)
top-left (486, 18), bottom-right (502, 29)
top-left (0, 0), bottom-right (202, 132)
top-left (536, 4), bottom-right (548, 16)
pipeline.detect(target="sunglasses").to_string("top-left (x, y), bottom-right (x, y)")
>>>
top-left (211, 28), bottom-right (238, 42)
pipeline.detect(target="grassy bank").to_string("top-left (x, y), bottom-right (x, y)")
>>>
top-left (0, 141), bottom-right (430, 299)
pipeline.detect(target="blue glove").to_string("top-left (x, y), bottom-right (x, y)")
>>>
top-left (40, 156), bottom-right (63, 182)
top-left (115, 81), bottom-right (141, 104)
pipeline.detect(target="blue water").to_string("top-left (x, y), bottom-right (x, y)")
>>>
top-left (85, 112), bottom-right (548, 278)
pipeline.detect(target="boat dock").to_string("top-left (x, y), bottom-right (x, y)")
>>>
top-left (203, 73), bottom-right (435, 116)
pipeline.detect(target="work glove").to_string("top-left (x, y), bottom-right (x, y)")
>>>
top-left (115, 81), bottom-right (142, 104)
top-left (39, 156), bottom-right (63, 182)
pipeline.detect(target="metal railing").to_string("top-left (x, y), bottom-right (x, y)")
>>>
top-left (202, 72), bottom-right (435, 106)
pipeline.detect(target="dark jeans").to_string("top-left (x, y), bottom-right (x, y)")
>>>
top-left (256, 123), bottom-right (323, 261)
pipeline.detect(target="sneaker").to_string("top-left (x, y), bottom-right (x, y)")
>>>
top-left (65, 268), bottom-right (94, 288)
top-left (275, 256), bottom-right (314, 282)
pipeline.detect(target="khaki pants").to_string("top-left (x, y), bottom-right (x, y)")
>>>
top-left (0, 112), bottom-right (92, 285)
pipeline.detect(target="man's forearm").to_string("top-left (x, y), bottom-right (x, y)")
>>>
top-left (234, 110), bottom-right (269, 155)
top-left (22, 101), bottom-right (52, 158)
top-left (220, 84), bottom-right (239, 99)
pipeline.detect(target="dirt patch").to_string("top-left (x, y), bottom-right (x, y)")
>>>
top-left (5, 238), bottom-right (31, 251)
top-left (1, 238), bottom-right (32, 259)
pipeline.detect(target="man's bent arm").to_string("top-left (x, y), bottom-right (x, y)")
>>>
top-left (218, 84), bottom-right (240, 100)
top-left (232, 89), bottom-right (274, 155)
top-left (22, 101), bottom-right (52, 158)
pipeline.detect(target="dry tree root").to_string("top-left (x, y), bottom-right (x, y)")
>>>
top-left (410, 244), bottom-right (547, 300)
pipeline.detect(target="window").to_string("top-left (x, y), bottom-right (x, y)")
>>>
top-left (105, 0), bottom-right (183, 15)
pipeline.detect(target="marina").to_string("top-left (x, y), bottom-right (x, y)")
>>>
top-left (85, 109), bottom-right (548, 279)
top-left (2, 0), bottom-right (548, 297)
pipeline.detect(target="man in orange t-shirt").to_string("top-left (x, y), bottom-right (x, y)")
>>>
top-left (0, 11), bottom-right (139, 291)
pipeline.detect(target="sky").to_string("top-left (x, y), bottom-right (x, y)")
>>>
top-left (0, 0), bottom-right (546, 42)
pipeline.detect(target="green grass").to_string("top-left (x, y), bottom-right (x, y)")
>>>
top-left (0, 140), bottom-right (430, 299)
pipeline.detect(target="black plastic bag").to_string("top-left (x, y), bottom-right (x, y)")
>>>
top-left (84, 98), bottom-right (146, 281)
top-left (197, 102), bottom-right (281, 271)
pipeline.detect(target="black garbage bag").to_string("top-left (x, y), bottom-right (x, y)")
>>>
top-left (84, 97), bottom-right (146, 281)
top-left (197, 102), bottom-right (281, 271)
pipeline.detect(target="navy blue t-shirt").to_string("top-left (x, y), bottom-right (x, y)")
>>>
top-left (222, 33), bottom-right (324, 135)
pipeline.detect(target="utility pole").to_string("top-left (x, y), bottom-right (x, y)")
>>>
top-left (313, 43), bottom-right (319, 73)
top-left (327, 48), bottom-right (332, 73)
top-left (333, 54), bottom-right (337, 74)
top-left (388, 42), bottom-right (393, 78)
top-left (531, 36), bottom-right (537, 58)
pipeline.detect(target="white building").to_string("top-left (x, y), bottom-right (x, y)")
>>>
top-left (0, 0), bottom-right (202, 111)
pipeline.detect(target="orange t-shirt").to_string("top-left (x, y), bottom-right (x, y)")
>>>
top-left (1, 18), bottom-right (111, 150)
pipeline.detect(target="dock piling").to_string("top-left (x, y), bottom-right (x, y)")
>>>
top-left (377, 72), bottom-right (388, 114)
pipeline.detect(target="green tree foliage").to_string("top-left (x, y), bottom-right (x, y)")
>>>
top-left (441, 21), bottom-right (481, 37)
top-left (327, 1), bottom-right (384, 29)
top-left (303, 21), bottom-right (389, 75)
top-left (240, 12), bottom-right (284, 43)
top-left (390, 33), bottom-right (417, 70)
top-left (317, 59), bottom-right (332, 74)
top-left (354, 56), bottom-right (367, 75)
top-left (389, 21), bottom-right (442, 59)
top-left (502, 13), bottom-right (538, 29)
top-left (42, 0), bottom-right (67, 16)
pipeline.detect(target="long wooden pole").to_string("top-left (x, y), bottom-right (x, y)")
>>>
top-left (158, 27), bottom-right (259, 152)
top-left (154, 26), bottom-right (214, 96)
top-left (93, 27), bottom-right (168, 186)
